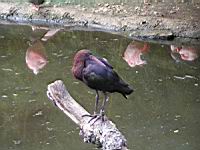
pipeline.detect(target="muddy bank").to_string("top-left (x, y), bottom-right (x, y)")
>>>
top-left (0, 2), bottom-right (199, 43)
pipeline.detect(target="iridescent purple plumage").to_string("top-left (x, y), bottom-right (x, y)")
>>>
top-left (72, 49), bottom-right (133, 121)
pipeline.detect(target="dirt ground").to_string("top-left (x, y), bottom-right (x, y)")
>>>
top-left (0, 2), bottom-right (199, 43)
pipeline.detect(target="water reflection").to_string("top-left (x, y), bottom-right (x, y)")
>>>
top-left (170, 45), bottom-right (199, 61)
top-left (123, 41), bottom-right (150, 67)
top-left (0, 24), bottom-right (200, 150)
top-left (25, 40), bottom-right (48, 75)
top-left (41, 29), bottom-right (60, 42)
top-left (31, 25), bottom-right (49, 31)
top-left (31, 25), bottom-right (61, 41)
top-left (25, 26), bottom-right (60, 75)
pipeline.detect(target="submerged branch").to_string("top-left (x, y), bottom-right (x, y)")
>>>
top-left (47, 80), bottom-right (128, 150)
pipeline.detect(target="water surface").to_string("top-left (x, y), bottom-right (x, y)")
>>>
top-left (0, 24), bottom-right (200, 150)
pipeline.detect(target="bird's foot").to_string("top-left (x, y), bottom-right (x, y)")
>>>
top-left (82, 111), bottom-right (105, 125)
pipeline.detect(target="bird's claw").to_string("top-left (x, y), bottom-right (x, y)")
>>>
top-left (82, 112), bottom-right (105, 125)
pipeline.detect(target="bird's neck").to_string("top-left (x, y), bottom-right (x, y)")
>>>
top-left (72, 60), bottom-right (84, 81)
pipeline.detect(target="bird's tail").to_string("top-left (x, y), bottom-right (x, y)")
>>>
top-left (120, 85), bottom-right (133, 99)
top-left (116, 79), bottom-right (134, 99)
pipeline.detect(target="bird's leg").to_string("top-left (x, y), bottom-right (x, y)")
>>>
top-left (100, 92), bottom-right (109, 119)
top-left (94, 90), bottom-right (99, 114)
top-left (87, 93), bottom-right (109, 125)
top-left (82, 91), bottom-right (109, 125)
top-left (82, 90), bottom-right (100, 121)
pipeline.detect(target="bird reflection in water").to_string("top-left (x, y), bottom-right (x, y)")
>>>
top-left (25, 26), bottom-right (60, 74)
top-left (123, 41), bottom-right (150, 67)
top-left (170, 45), bottom-right (199, 62)
top-left (31, 25), bottom-right (60, 42)
top-left (41, 28), bottom-right (60, 42)
top-left (25, 40), bottom-right (48, 75)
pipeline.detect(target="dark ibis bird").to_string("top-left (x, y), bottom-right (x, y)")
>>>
top-left (29, 0), bottom-right (45, 11)
top-left (72, 49), bottom-right (133, 121)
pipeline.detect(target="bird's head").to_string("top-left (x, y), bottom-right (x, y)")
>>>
top-left (72, 49), bottom-right (92, 80)
top-left (73, 49), bottom-right (92, 63)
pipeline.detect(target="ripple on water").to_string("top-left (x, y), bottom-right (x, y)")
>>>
top-left (173, 75), bottom-right (198, 80)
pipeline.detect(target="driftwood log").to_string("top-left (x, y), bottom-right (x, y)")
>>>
top-left (47, 80), bottom-right (128, 150)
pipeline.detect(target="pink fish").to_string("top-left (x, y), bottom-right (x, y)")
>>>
top-left (123, 41), bottom-right (150, 67)
top-left (170, 45), bottom-right (182, 53)
top-left (170, 45), bottom-right (198, 61)
top-left (179, 47), bottom-right (198, 61)
top-left (26, 40), bottom-right (48, 75)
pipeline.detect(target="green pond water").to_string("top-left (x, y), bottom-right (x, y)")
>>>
top-left (0, 24), bottom-right (200, 150)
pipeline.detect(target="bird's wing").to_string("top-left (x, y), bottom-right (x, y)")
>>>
top-left (87, 55), bottom-right (113, 69)
top-left (82, 58), bottom-right (117, 90)
top-left (96, 57), bottom-right (113, 69)
top-left (83, 57), bottom-right (132, 96)
top-left (83, 63), bottom-right (108, 82)
top-left (84, 55), bottom-right (121, 83)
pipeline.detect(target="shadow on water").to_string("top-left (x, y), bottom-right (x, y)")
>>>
top-left (0, 24), bottom-right (200, 150)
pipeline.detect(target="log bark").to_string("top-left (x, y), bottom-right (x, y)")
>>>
top-left (46, 80), bottom-right (128, 150)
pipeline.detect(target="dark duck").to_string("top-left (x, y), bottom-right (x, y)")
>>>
top-left (72, 49), bottom-right (133, 121)
top-left (29, 0), bottom-right (45, 11)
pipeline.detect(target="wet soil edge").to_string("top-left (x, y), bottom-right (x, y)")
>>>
top-left (0, 2), bottom-right (199, 44)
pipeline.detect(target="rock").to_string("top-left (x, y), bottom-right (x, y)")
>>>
top-left (82, 7), bottom-right (87, 11)
top-left (141, 20), bottom-right (147, 24)
top-left (123, 10), bottom-right (127, 13)
top-left (153, 11), bottom-right (158, 15)
top-left (135, 6), bottom-right (140, 11)
top-left (104, 3), bottom-right (109, 7)
top-left (169, 10), bottom-right (176, 14)
top-left (103, 8), bottom-right (109, 13)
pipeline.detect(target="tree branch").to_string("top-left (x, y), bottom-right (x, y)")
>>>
top-left (47, 80), bottom-right (128, 150)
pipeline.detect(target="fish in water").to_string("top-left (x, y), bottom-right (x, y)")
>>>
top-left (72, 49), bottom-right (133, 121)
top-left (29, 0), bottom-right (45, 11)
top-left (170, 45), bottom-right (199, 61)
top-left (123, 41), bottom-right (150, 67)
top-left (25, 40), bottom-right (48, 75)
